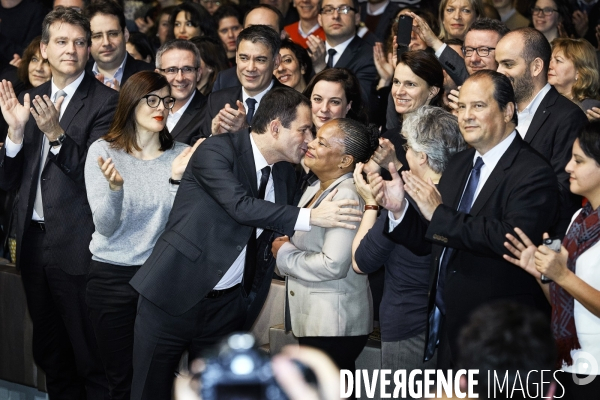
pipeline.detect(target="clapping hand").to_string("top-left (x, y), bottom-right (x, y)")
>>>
top-left (371, 138), bottom-right (401, 171)
top-left (401, 170), bottom-right (441, 221)
top-left (98, 156), bottom-right (124, 191)
top-left (30, 94), bottom-right (64, 140)
top-left (0, 79), bottom-right (31, 142)
top-left (369, 162), bottom-right (406, 217)
top-left (211, 101), bottom-right (247, 135)
top-left (171, 138), bottom-right (205, 180)
top-left (306, 35), bottom-right (326, 73)
top-left (353, 163), bottom-right (377, 205)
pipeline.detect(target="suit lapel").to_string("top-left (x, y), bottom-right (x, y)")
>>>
top-left (170, 90), bottom-right (201, 140)
top-left (297, 181), bottom-right (320, 208)
top-left (272, 163), bottom-right (289, 205)
top-left (334, 37), bottom-right (359, 68)
top-left (236, 130), bottom-right (258, 197)
top-left (469, 135), bottom-right (521, 216)
top-left (523, 87), bottom-right (555, 144)
top-left (59, 73), bottom-right (90, 132)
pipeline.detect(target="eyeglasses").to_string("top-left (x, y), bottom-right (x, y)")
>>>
top-left (158, 66), bottom-right (199, 75)
top-left (531, 7), bottom-right (558, 16)
top-left (462, 46), bottom-right (495, 57)
top-left (142, 94), bottom-right (176, 110)
top-left (320, 5), bottom-right (357, 15)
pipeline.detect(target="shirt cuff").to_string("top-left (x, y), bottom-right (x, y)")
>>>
top-left (387, 200), bottom-right (409, 232)
top-left (50, 144), bottom-right (62, 155)
top-left (4, 135), bottom-right (23, 158)
top-left (435, 43), bottom-right (447, 59)
top-left (294, 208), bottom-right (311, 232)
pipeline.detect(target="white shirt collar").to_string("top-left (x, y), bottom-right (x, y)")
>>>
top-left (475, 130), bottom-right (516, 166)
top-left (518, 83), bottom-right (551, 116)
top-left (170, 90), bottom-right (196, 118)
top-left (367, 0), bottom-right (389, 15)
top-left (51, 71), bottom-right (85, 119)
top-left (325, 35), bottom-right (355, 66)
top-left (242, 79), bottom-right (274, 110)
top-left (298, 22), bottom-right (321, 38)
top-left (92, 53), bottom-right (127, 84)
top-left (249, 132), bottom-right (273, 173)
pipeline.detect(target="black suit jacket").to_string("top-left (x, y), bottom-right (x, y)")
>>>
top-left (333, 36), bottom-right (378, 104)
top-left (212, 67), bottom-right (239, 93)
top-left (387, 134), bottom-right (558, 361)
top-left (169, 89), bottom-right (207, 145)
top-left (197, 78), bottom-right (285, 138)
top-left (438, 45), bottom-right (469, 86)
top-left (523, 86), bottom-right (587, 237)
top-left (85, 53), bottom-right (154, 86)
top-left (0, 72), bottom-right (118, 274)
top-left (130, 130), bottom-right (300, 316)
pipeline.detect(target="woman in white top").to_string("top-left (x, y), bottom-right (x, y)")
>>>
top-left (504, 121), bottom-right (600, 399)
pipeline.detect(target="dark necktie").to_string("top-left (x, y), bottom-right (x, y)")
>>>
top-left (243, 166), bottom-right (271, 295)
top-left (246, 98), bottom-right (257, 125)
top-left (425, 156), bottom-right (484, 360)
top-left (326, 49), bottom-right (337, 69)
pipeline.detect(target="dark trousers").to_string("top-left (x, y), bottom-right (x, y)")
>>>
top-left (131, 287), bottom-right (246, 400)
top-left (86, 260), bottom-right (140, 400)
top-left (20, 225), bottom-right (108, 400)
top-left (298, 335), bottom-right (369, 372)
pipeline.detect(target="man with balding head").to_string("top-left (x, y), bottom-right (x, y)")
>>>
top-left (495, 27), bottom-right (587, 237)
top-left (377, 70), bottom-right (558, 367)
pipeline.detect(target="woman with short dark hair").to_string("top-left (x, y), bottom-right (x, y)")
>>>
top-left (275, 39), bottom-right (313, 93)
top-left (84, 71), bottom-right (200, 400)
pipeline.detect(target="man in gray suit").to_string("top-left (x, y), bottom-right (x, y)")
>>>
top-left (130, 87), bottom-right (363, 400)
top-left (0, 7), bottom-right (116, 399)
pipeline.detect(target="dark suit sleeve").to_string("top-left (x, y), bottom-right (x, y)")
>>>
top-left (0, 146), bottom-right (24, 191)
top-left (438, 46), bottom-right (469, 86)
top-left (354, 212), bottom-right (397, 273)
top-left (384, 202), bottom-right (432, 256)
top-left (192, 138), bottom-right (301, 237)
top-left (48, 89), bottom-right (118, 187)
top-left (426, 162), bottom-right (558, 258)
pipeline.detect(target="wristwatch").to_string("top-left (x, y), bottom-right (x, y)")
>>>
top-left (49, 133), bottom-right (66, 147)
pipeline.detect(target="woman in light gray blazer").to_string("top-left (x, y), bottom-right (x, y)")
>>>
top-left (272, 118), bottom-right (380, 372)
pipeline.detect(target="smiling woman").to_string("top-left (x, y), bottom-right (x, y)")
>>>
top-left (275, 39), bottom-right (313, 93)
top-left (438, 0), bottom-right (483, 40)
top-left (84, 71), bottom-right (198, 400)
top-left (169, 2), bottom-right (216, 41)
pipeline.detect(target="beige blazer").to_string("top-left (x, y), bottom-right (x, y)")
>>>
top-left (276, 174), bottom-right (374, 337)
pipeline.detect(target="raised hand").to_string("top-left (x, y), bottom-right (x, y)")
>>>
top-left (369, 162), bottom-right (405, 216)
top-left (30, 94), bottom-right (64, 140)
top-left (171, 138), bottom-right (205, 180)
top-left (353, 163), bottom-right (377, 205)
top-left (212, 101), bottom-right (247, 134)
top-left (401, 170), bottom-right (441, 221)
top-left (306, 35), bottom-right (326, 73)
top-left (0, 79), bottom-right (31, 142)
top-left (503, 227), bottom-right (541, 279)
top-left (408, 12), bottom-right (444, 51)
top-left (309, 188), bottom-right (362, 229)
top-left (98, 156), bottom-right (124, 191)
top-left (371, 138), bottom-right (402, 171)
top-left (373, 42), bottom-right (394, 88)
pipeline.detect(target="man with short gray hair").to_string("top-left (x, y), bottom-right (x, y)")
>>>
top-left (155, 39), bottom-right (207, 144)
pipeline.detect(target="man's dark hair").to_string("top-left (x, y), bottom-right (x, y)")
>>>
top-left (236, 25), bottom-right (280, 57)
top-left (467, 17), bottom-right (510, 37)
top-left (85, 0), bottom-right (126, 32)
top-left (155, 39), bottom-right (201, 69)
top-left (469, 70), bottom-right (518, 126)
top-left (252, 87), bottom-right (310, 133)
top-left (513, 27), bottom-right (552, 76)
top-left (42, 6), bottom-right (91, 45)
top-left (243, 4), bottom-right (284, 32)
top-left (457, 301), bottom-right (556, 399)
top-left (213, 4), bottom-right (242, 26)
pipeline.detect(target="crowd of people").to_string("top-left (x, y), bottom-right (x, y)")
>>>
top-left (0, 0), bottom-right (600, 399)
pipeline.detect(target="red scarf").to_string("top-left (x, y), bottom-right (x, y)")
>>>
top-left (551, 203), bottom-right (600, 366)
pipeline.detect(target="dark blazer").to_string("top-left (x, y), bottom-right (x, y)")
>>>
top-left (438, 45), bottom-right (469, 86)
top-left (387, 134), bottom-right (559, 362)
top-left (524, 86), bottom-right (587, 236)
top-left (85, 53), bottom-right (154, 86)
top-left (197, 78), bottom-right (285, 138)
top-left (169, 89), bottom-right (207, 145)
top-left (130, 130), bottom-right (301, 316)
top-left (212, 66), bottom-right (239, 93)
top-left (333, 36), bottom-right (378, 103)
top-left (359, 2), bottom-right (399, 42)
top-left (0, 72), bottom-right (118, 274)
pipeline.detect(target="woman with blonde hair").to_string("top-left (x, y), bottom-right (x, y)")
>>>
top-left (438, 0), bottom-right (483, 40)
top-left (548, 38), bottom-right (600, 116)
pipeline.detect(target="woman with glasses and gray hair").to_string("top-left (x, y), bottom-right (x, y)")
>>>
top-left (351, 106), bottom-right (466, 395)
top-left (84, 71), bottom-right (201, 400)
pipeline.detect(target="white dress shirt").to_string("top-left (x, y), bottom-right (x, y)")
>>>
top-left (325, 35), bottom-right (354, 67)
top-left (242, 80), bottom-right (274, 111)
top-left (166, 91), bottom-right (196, 132)
top-left (516, 83), bottom-right (551, 138)
top-left (92, 54), bottom-right (127, 85)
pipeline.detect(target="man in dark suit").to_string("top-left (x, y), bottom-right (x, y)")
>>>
top-left (84, 0), bottom-right (153, 90)
top-left (199, 25), bottom-right (285, 138)
top-left (155, 40), bottom-right (207, 144)
top-left (496, 27), bottom-right (587, 237)
top-left (0, 7), bottom-right (117, 400)
top-left (376, 71), bottom-right (558, 366)
top-left (129, 87), bottom-right (362, 400)
top-left (307, 0), bottom-right (377, 100)
top-left (212, 4), bottom-right (284, 92)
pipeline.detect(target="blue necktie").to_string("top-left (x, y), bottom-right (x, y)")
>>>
top-left (425, 156), bottom-right (484, 360)
top-left (246, 98), bottom-right (257, 125)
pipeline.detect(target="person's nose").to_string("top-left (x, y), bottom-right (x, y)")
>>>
top-left (319, 101), bottom-right (329, 113)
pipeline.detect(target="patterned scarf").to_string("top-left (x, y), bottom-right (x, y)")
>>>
top-left (551, 202), bottom-right (600, 366)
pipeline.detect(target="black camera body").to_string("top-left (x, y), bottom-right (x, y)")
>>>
top-left (201, 334), bottom-right (288, 400)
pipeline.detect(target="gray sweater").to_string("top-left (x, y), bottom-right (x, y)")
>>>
top-left (84, 139), bottom-right (188, 266)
